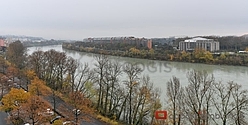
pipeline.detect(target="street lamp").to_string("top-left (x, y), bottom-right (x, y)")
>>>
top-left (73, 109), bottom-right (81, 124)
top-left (14, 101), bottom-right (20, 118)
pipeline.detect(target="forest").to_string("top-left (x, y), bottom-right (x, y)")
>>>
top-left (0, 41), bottom-right (248, 125)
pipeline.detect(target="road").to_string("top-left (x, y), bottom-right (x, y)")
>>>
top-left (0, 112), bottom-right (12, 125)
top-left (44, 95), bottom-right (108, 125)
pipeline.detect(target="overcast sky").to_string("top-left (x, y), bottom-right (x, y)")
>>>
top-left (0, 0), bottom-right (247, 40)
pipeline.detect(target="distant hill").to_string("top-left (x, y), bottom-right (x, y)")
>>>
top-left (242, 34), bottom-right (248, 39)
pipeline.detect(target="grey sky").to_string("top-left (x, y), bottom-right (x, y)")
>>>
top-left (1, 0), bottom-right (247, 40)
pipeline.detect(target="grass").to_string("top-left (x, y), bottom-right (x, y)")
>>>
top-left (96, 114), bottom-right (120, 125)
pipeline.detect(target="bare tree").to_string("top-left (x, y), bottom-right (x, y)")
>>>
top-left (93, 54), bottom-right (108, 112)
top-left (102, 61), bottom-right (122, 116)
top-left (150, 87), bottom-right (162, 125)
top-left (28, 50), bottom-right (44, 79)
top-left (212, 81), bottom-right (248, 125)
top-left (166, 76), bottom-right (184, 125)
top-left (230, 82), bottom-right (248, 125)
top-left (123, 62), bottom-right (142, 124)
top-left (133, 76), bottom-right (161, 125)
top-left (74, 63), bottom-right (94, 95)
top-left (63, 57), bottom-right (79, 94)
top-left (183, 70), bottom-right (214, 125)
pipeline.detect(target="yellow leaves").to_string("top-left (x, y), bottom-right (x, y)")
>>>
top-left (1, 88), bottom-right (30, 112)
top-left (181, 51), bottom-right (190, 61)
top-left (129, 47), bottom-right (141, 55)
top-left (170, 54), bottom-right (174, 61)
top-left (205, 51), bottom-right (214, 62)
top-left (53, 120), bottom-right (63, 125)
top-left (25, 95), bottom-right (51, 111)
top-left (67, 91), bottom-right (92, 114)
top-left (26, 70), bottom-right (37, 80)
top-left (245, 47), bottom-right (248, 51)
top-left (96, 115), bottom-right (119, 125)
top-left (1, 87), bottom-right (52, 123)
top-left (20, 95), bottom-right (52, 124)
top-left (219, 53), bottom-right (226, 60)
top-left (193, 48), bottom-right (214, 63)
top-left (149, 48), bottom-right (155, 55)
top-left (6, 66), bottom-right (18, 77)
top-left (29, 77), bottom-right (52, 96)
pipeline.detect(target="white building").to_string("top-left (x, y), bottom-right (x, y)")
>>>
top-left (179, 37), bottom-right (219, 52)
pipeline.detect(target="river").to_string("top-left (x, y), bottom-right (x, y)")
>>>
top-left (27, 45), bottom-right (248, 105)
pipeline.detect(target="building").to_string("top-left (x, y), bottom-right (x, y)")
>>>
top-left (147, 39), bottom-right (152, 49)
top-left (0, 39), bottom-right (4, 46)
top-left (0, 39), bottom-right (7, 52)
top-left (83, 36), bottom-right (153, 49)
top-left (179, 37), bottom-right (219, 52)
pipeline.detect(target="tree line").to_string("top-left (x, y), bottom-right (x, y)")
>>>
top-left (28, 49), bottom-right (162, 124)
top-left (62, 39), bottom-right (248, 66)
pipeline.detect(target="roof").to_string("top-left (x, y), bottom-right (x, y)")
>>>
top-left (184, 37), bottom-right (212, 42)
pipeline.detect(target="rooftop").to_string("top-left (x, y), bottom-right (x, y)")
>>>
top-left (185, 37), bottom-right (212, 42)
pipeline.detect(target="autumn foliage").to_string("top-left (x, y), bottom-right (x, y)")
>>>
top-left (29, 77), bottom-right (52, 96)
top-left (18, 95), bottom-right (51, 124)
top-left (1, 88), bottom-right (30, 112)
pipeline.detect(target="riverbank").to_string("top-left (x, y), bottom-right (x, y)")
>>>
top-left (62, 42), bottom-right (248, 67)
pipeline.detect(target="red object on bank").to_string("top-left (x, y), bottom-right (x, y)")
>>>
top-left (154, 111), bottom-right (167, 119)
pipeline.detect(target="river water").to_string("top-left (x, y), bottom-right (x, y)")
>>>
top-left (27, 45), bottom-right (248, 105)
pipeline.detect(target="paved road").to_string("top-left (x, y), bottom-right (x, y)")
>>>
top-left (44, 95), bottom-right (108, 125)
top-left (0, 112), bottom-right (12, 125)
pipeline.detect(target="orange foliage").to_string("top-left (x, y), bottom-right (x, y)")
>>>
top-left (68, 91), bottom-right (92, 113)
top-left (57, 91), bottom-right (93, 124)
top-left (6, 66), bottom-right (18, 80)
top-left (129, 47), bottom-right (141, 55)
top-left (18, 95), bottom-right (51, 124)
top-left (1, 88), bottom-right (30, 112)
top-left (29, 77), bottom-right (52, 96)
top-left (26, 70), bottom-right (37, 80)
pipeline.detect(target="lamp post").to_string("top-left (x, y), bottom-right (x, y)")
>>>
top-left (14, 101), bottom-right (20, 118)
top-left (73, 109), bottom-right (81, 125)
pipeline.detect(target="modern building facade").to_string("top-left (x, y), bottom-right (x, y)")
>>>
top-left (179, 37), bottom-right (219, 52)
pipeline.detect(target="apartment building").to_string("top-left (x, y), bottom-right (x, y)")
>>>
top-left (83, 36), bottom-right (153, 49)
